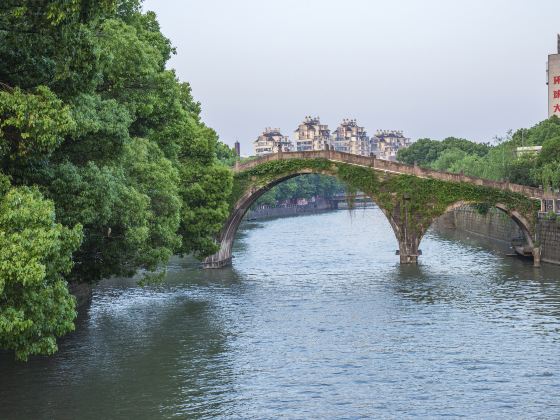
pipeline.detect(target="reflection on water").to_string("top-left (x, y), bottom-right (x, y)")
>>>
top-left (1, 209), bottom-right (560, 418)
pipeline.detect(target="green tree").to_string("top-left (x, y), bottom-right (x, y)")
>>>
top-left (397, 137), bottom-right (489, 168)
top-left (531, 135), bottom-right (560, 190)
top-left (537, 135), bottom-right (560, 166)
top-left (0, 86), bottom-right (76, 178)
top-left (511, 116), bottom-right (560, 147)
top-left (1, 1), bottom-right (233, 282)
top-left (0, 180), bottom-right (82, 360)
top-left (504, 157), bottom-right (538, 187)
top-left (0, 0), bottom-right (235, 358)
top-left (254, 174), bottom-right (346, 206)
top-left (397, 138), bottom-right (443, 166)
top-left (440, 137), bottom-right (489, 157)
top-left (430, 147), bottom-right (467, 171)
top-left (215, 141), bottom-right (237, 166)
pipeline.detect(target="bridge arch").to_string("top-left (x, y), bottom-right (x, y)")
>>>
top-left (202, 168), bottom-right (402, 268)
top-left (204, 151), bottom-right (543, 268)
top-left (441, 200), bottom-right (534, 247)
top-left (421, 200), bottom-right (536, 258)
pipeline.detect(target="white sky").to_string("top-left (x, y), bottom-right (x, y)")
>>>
top-left (143, 0), bottom-right (560, 154)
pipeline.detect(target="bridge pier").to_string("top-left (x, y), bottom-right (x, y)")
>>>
top-left (202, 238), bottom-right (233, 268)
top-left (532, 247), bottom-right (541, 267)
top-left (399, 253), bottom-right (419, 264)
top-left (202, 254), bottom-right (231, 268)
top-left (397, 238), bottom-right (420, 264)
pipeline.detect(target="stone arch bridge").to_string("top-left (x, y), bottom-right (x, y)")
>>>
top-left (204, 150), bottom-right (551, 268)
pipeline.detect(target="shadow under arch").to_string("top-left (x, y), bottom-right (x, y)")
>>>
top-left (421, 199), bottom-right (535, 253)
top-left (203, 169), bottom-right (402, 268)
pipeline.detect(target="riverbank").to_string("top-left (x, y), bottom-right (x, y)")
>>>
top-left (246, 197), bottom-right (376, 221)
top-left (246, 198), bottom-right (334, 221)
top-left (432, 205), bottom-right (560, 265)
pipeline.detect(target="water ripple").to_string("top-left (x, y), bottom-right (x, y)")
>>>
top-left (1, 210), bottom-right (560, 419)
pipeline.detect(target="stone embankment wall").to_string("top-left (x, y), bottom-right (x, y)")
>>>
top-left (432, 205), bottom-right (560, 265)
top-left (536, 218), bottom-right (560, 264)
top-left (450, 207), bottom-right (522, 243)
top-left (246, 199), bottom-right (333, 221)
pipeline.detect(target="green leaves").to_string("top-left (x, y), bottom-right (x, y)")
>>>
top-left (397, 117), bottom-right (560, 190)
top-left (47, 159), bottom-right (150, 281)
top-left (0, 185), bottom-right (82, 361)
top-left (0, 86), bottom-right (75, 163)
top-left (121, 138), bottom-right (182, 268)
top-left (179, 162), bottom-right (232, 257)
top-left (396, 137), bottom-right (490, 167)
top-left (256, 174), bottom-right (345, 204)
top-left (0, 0), bottom-right (235, 359)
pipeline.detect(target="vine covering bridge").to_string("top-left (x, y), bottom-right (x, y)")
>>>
top-left (204, 150), bottom-right (555, 268)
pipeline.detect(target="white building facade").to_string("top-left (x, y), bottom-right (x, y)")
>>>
top-left (253, 128), bottom-right (293, 156)
top-left (547, 34), bottom-right (560, 118)
top-left (332, 119), bottom-right (370, 156)
top-left (250, 121), bottom-right (410, 160)
top-left (372, 130), bottom-right (411, 161)
top-left (294, 116), bottom-right (331, 151)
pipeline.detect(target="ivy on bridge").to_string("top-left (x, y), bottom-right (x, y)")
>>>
top-left (205, 151), bottom-right (544, 268)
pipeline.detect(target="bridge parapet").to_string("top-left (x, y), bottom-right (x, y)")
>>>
top-left (208, 150), bottom-right (547, 269)
top-left (236, 151), bottom-right (554, 200)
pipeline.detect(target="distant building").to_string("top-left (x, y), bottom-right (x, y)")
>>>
top-left (515, 146), bottom-right (542, 158)
top-left (253, 127), bottom-right (293, 156)
top-left (372, 130), bottom-right (411, 161)
top-left (332, 119), bottom-right (370, 156)
top-left (251, 121), bottom-right (410, 159)
top-left (234, 141), bottom-right (241, 157)
top-left (294, 116), bottom-right (331, 151)
top-left (547, 34), bottom-right (560, 118)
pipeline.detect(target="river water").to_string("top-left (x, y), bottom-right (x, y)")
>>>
top-left (2, 209), bottom-right (560, 419)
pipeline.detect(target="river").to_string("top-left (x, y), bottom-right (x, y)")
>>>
top-left (1, 209), bottom-right (560, 419)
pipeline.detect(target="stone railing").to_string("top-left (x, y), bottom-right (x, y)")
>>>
top-left (235, 151), bottom-right (556, 200)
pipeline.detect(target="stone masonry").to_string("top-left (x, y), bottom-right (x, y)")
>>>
top-left (434, 205), bottom-right (560, 265)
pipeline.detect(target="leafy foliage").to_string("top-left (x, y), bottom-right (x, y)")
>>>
top-left (0, 183), bottom-right (82, 361)
top-left (0, 86), bottom-right (75, 175)
top-left (0, 0), bottom-right (233, 358)
top-left (232, 158), bottom-right (539, 243)
top-left (397, 137), bottom-right (489, 166)
top-left (255, 174), bottom-right (345, 206)
top-left (397, 117), bottom-right (560, 190)
top-left (215, 141), bottom-right (237, 166)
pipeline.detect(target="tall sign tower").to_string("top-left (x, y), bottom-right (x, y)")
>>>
top-left (547, 34), bottom-right (560, 118)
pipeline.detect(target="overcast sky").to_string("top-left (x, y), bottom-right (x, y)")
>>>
top-left (143, 0), bottom-right (560, 154)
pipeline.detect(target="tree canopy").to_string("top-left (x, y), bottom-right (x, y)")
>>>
top-left (0, 0), bottom-right (233, 359)
top-left (255, 174), bottom-right (345, 206)
top-left (397, 116), bottom-right (560, 190)
top-left (397, 137), bottom-right (490, 166)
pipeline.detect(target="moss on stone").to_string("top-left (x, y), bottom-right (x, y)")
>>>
top-left (229, 158), bottom-right (539, 238)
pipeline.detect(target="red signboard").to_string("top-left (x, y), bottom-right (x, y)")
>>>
top-left (553, 73), bottom-right (560, 116)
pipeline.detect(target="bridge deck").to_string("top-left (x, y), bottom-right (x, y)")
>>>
top-left (235, 151), bottom-right (555, 200)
